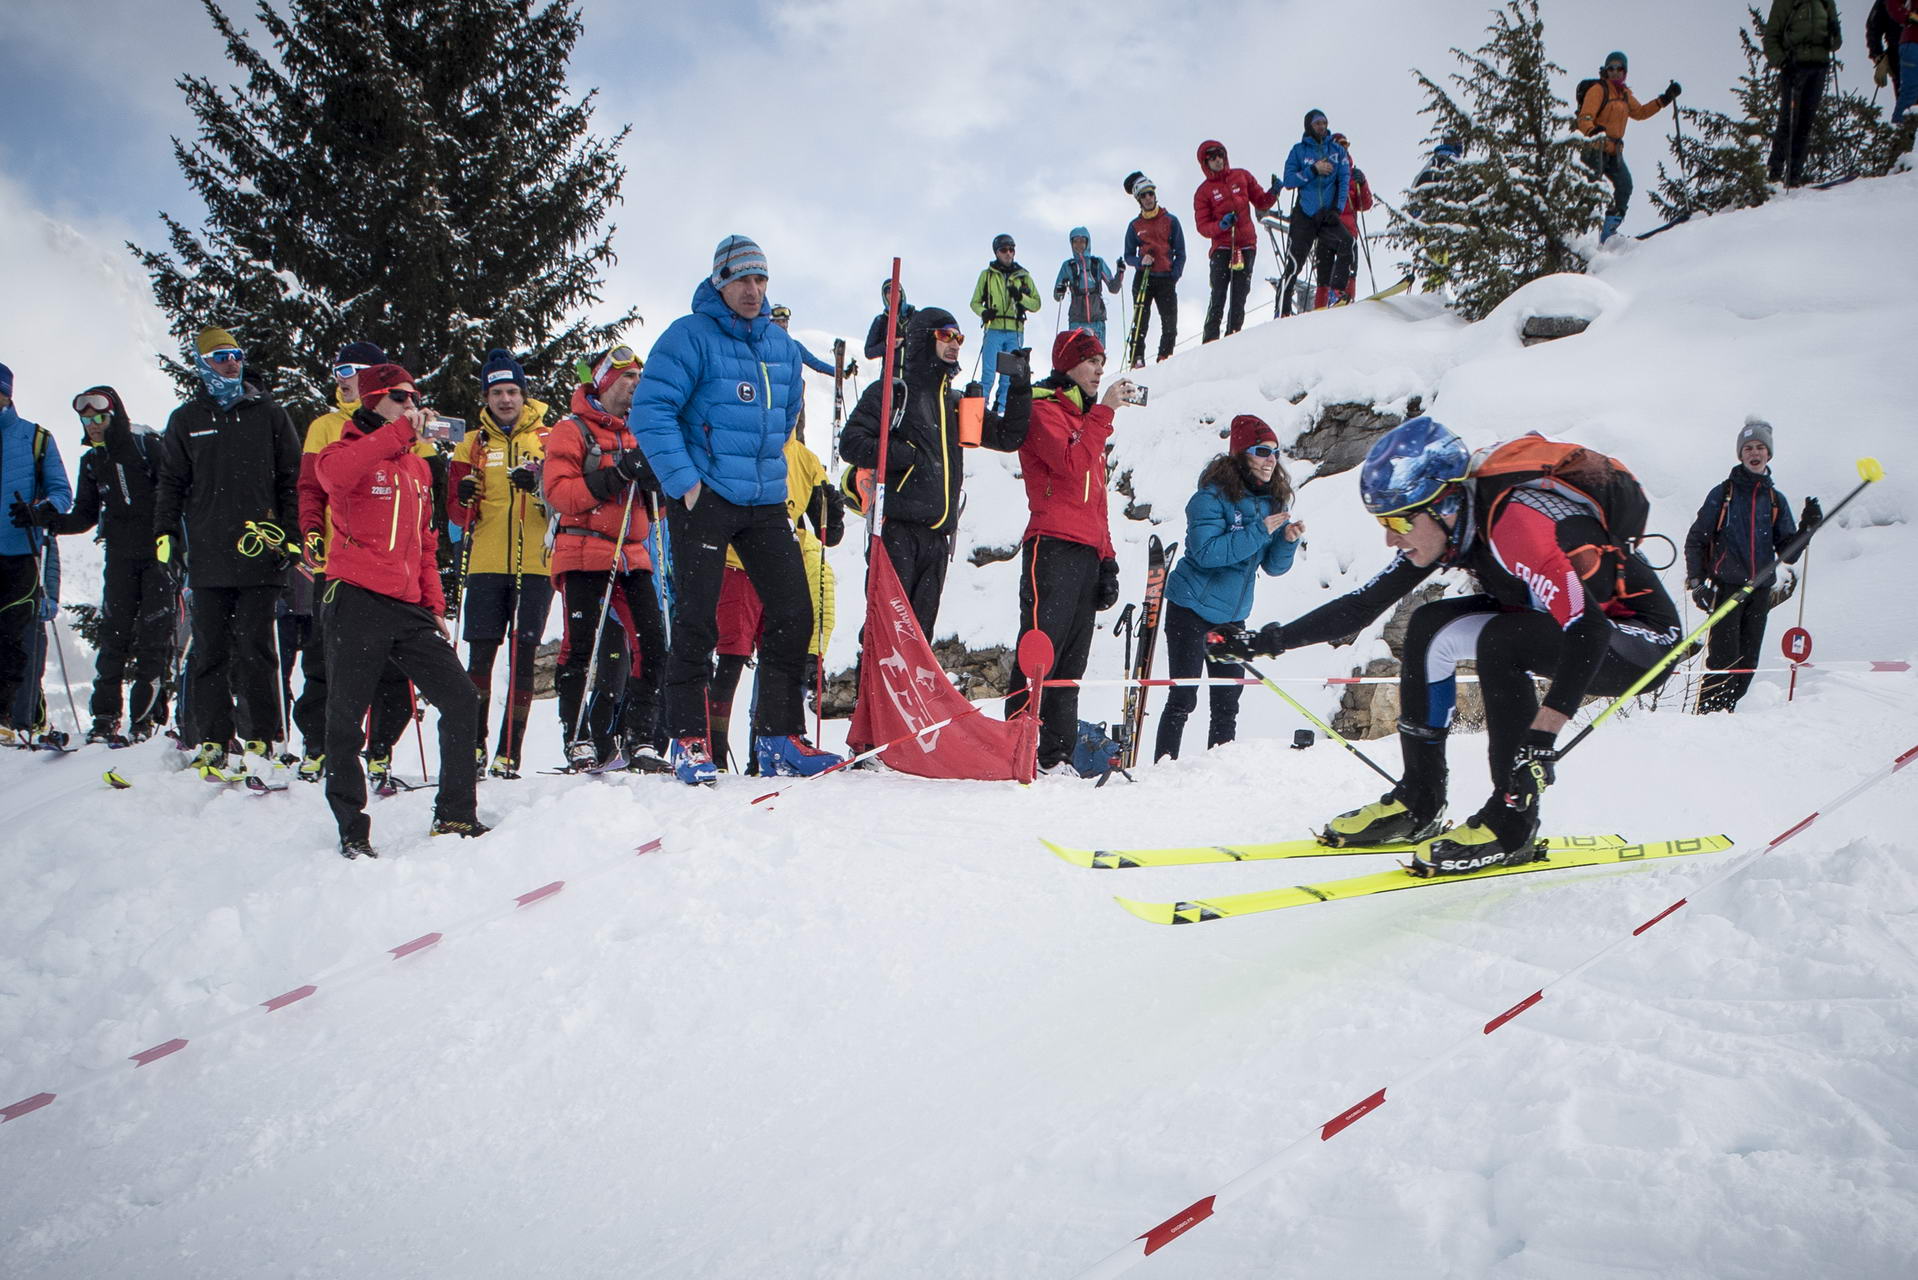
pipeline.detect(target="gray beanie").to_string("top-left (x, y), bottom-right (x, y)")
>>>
top-left (1737, 417), bottom-right (1774, 458)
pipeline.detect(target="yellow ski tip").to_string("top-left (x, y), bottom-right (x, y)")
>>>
top-left (1041, 838), bottom-right (1094, 868)
top-left (1857, 457), bottom-right (1885, 483)
top-left (1113, 896), bottom-right (1180, 925)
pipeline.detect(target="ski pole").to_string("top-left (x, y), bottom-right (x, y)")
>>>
top-left (1560, 456), bottom-right (1884, 760)
top-left (1236, 655), bottom-right (1399, 788)
top-left (567, 480), bottom-right (639, 750)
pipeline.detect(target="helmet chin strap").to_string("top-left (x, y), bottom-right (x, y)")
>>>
top-left (1436, 485), bottom-right (1474, 564)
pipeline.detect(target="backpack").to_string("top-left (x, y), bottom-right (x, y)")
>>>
top-left (1071, 720), bottom-right (1124, 781)
top-left (1574, 79), bottom-right (1613, 136)
top-left (840, 463), bottom-right (875, 518)
top-left (1472, 433), bottom-right (1651, 598)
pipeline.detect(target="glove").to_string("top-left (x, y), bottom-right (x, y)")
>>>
top-left (1875, 55), bottom-right (1891, 88)
top-left (844, 359), bottom-right (858, 378)
top-left (1219, 212), bottom-right (1237, 232)
top-left (1506, 729), bottom-right (1558, 810)
top-left (509, 461), bottom-right (541, 494)
top-left (456, 473), bottom-right (480, 506)
top-left (1094, 558), bottom-right (1121, 612)
top-left (1352, 166), bottom-right (1367, 186)
top-left (10, 497), bottom-right (55, 529)
top-left (614, 446), bottom-right (654, 486)
top-left (1664, 80), bottom-right (1682, 101)
top-left (1053, 287), bottom-right (1066, 302)
top-left (1798, 496), bottom-right (1822, 535)
top-left (821, 483), bottom-right (846, 548)
top-left (302, 529), bottom-right (327, 573)
top-left (1209, 621), bottom-right (1286, 661)
top-left (1687, 578), bottom-right (1714, 612)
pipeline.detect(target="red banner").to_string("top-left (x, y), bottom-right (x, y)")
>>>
top-left (850, 548), bottom-right (1037, 781)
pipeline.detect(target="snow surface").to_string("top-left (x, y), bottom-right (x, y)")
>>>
top-left (4, 175), bottom-right (1917, 1279)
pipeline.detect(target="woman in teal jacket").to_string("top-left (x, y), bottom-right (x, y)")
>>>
top-left (1154, 414), bottom-right (1302, 761)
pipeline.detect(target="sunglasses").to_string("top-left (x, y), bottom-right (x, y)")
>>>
top-left (72, 392), bottom-right (112, 414)
top-left (78, 412), bottom-right (112, 427)
top-left (1604, 63), bottom-right (1626, 72)
top-left (1244, 443), bottom-right (1279, 458)
top-left (204, 347), bottom-right (245, 363)
top-left (333, 362), bottom-right (368, 380)
top-left (1204, 149), bottom-right (1225, 160)
top-left (931, 326), bottom-right (966, 346)
top-left (382, 388), bottom-right (420, 405)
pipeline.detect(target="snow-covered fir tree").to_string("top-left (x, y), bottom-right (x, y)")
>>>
top-left (1388, 0), bottom-right (1608, 322)
top-left (132, 0), bottom-right (635, 415)
top-left (1652, 8), bottom-right (1914, 221)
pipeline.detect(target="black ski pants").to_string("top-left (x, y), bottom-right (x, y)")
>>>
top-left (662, 489), bottom-right (811, 741)
top-left (185, 582), bottom-right (281, 747)
top-left (1125, 273), bottom-right (1179, 366)
top-left (556, 567), bottom-right (664, 758)
top-left (1769, 62), bottom-right (1828, 186)
top-left (1005, 536), bottom-right (1101, 769)
top-left (322, 581), bottom-right (477, 842)
top-left (1283, 208), bottom-right (1354, 314)
top-left (0, 553), bottom-right (41, 728)
top-left (89, 553), bottom-right (179, 725)
top-left (1153, 600), bottom-right (1245, 761)
top-left (292, 573), bottom-right (411, 760)
top-left (1697, 582), bottom-right (1772, 713)
top-left (463, 571), bottom-right (555, 761)
top-left (1203, 245), bottom-right (1257, 343)
top-left (878, 519), bottom-right (952, 638)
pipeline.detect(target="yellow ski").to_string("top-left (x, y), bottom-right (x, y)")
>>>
top-left (1044, 832), bottom-right (1623, 870)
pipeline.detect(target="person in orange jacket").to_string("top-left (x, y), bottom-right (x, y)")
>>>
top-left (313, 363), bottom-right (485, 858)
top-left (1575, 50), bottom-right (1680, 241)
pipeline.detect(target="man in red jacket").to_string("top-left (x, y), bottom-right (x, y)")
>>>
top-left (1192, 139), bottom-right (1277, 343)
top-left (314, 363), bottom-right (486, 858)
top-left (1004, 329), bottom-right (1135, 775)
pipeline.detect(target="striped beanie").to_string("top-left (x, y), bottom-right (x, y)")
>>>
top-left (711, 235), bottom-right (769, 285)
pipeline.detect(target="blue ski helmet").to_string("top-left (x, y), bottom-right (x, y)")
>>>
top-left (1359, 416), bottom-right (1471, 515)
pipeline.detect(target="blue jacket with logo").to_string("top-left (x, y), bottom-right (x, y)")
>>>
top-left (1684, 464), bottom-right (1801, 587)
top-left (1, 404), bottom-right (73, 558)
top-left (1283, 131), bottom-right (1352, 219)
top-left (631, 278), bottom-right (805, 505)
top-left (1164, 483), bottom-right (1298, 624)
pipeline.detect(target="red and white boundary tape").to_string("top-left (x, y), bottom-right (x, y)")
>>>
top-left (1, 835), bottom-right (665, 1129)
top-left (1068, 741), bottom-right (1918, 1278)
top-left (1036, 659), bottom-right (1909, 691)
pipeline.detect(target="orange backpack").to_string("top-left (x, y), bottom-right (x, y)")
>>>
top-left (1473, 433), bottom-right (1651, 596)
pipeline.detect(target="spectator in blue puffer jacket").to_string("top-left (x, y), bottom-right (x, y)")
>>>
top-left (1154, 414), bottom-right (1303, 761)
top-left (1279, 110), bottom-right (1355, 316)
top-left (2, 362), bottom-right (74, 736)
top-left (628, 235), bottom-right (844, 785)
top-left (1683, 417), bottom-right (1818, 714)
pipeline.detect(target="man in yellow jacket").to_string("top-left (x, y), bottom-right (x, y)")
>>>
top-left (446, 349), bottom-right (553, 778)
top-left (970, 233), bottom-right (1042, 414)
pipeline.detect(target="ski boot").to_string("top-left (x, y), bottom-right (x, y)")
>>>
top-left (429, 815), bottom-right (492, 839)
top-left (297, 753), bottom-right (326, 784)
top-left (488, 755), bottom-right (521, 781)
top-left (754, 734), bottom-right (845, 778)
top-left (670, 736), bottom-right (718, 786)
top-left (366, 752), bottom-right (400, 796)
top-left (86, 717), bottom-right (127, 747)
top-left (1599, 214), bottom-right (1623, 243)
top-left (621, 734), bottom-right (672, 775)
top-left (564, 740), bottom-right (599, 773)
top-left (32, 726), bottom-right (72, 752)
top-left (192, 742), bottom-right (250, 783)
top-left (1409, 819), bottom-right (1547, 878)
top-left (340, 834), bottom-right (379, 860)
top-left (1321, 721), bottom-right (1450, 846)
top-left (127, 718), bottom-right (158, 744)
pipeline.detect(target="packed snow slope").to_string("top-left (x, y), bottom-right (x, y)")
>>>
top-left (4, 175), bottom-right (1916, 1279)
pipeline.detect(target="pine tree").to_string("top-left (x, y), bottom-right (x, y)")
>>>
top-left (1654, 8), bottom-right (1914, 220)
top-left (131, 0), bottom-right (635, 418)
top-left (1387, 0), bottom-right (1609, 322)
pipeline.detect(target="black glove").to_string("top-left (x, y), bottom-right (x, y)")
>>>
top-left (614, 446), bottom-right (654, 487)
top-left (10, 497), bottom-right (56, 529)
top-left (1687, 578), bottom-right (1715, 612)
top-left (509, 461), bottom-right (541, 494)
top-left (821, 483), bottom-right (845, 548)
top-left (1664, 80), bottom-right (1682, 101)
top-left (1053, 287), bottom-right (1066, 302)
top-left (1506, 729), bottom-right (1558, 810)
top-left (1095, 558), bottom-right (1121, 611)
top-left (1799, 496), bottom-right (1822, 534)
top-left (1209, 621), bottom-right (1286, 661)
top-left (456, 473), bottom-right (480, 507)
top-left (844, 359), bottom-right (858, 378)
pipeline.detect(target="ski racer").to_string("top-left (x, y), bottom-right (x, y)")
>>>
top-left (1212, 417), bottom-right (1682, 875)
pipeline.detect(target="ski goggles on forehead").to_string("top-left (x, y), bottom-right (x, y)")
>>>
top-left (770, 306), bottom-right (792, 320)
top-left (72, 392), bottom-right (112, 414)
top-left (576, 344), bottom-right (641, 387)
top-left (931, 326), bottom-right (965, 345)
top-left (333, 362), bottom-right (368, 381)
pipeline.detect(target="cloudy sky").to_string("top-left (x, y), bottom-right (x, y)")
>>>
top-left (0, 0), bottom-right (1855, 422)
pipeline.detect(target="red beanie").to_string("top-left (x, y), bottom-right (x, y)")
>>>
top-left (1051, 327), bottom-right (1105, 373)
top-left (1228, 414), bottom-right (1278, 454)
top-left (357, 363), bottom-right (415, 403)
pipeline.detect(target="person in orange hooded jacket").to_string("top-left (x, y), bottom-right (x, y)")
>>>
top-left (539, 346), bottom-right (667, 773)
top-left (1192, 139), bottom-right (1278, 343)
top-left (1575, 50), bottom-right (1679, 240)
top-left (313, 363), bottom-right (485, 858)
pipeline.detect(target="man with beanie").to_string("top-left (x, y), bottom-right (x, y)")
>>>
top-left (864, 280), bottom-right (915, 363)
top-left (1193, 140), bottom-right (1278, 343)
top-left (1120, 172), bottom-right (1186, 368)
top-left (628, 234), bottom-right (844, 785)
top-left (1, 362), bottom-right (74, 740)
top-left (1575, 51), bottom-right (1680, 237)
top-left (1280, 111), bottom-right (1355, 315)
top-left (154, 326), bottom-right (302, 780)
top-left (1053, 228), bottom-right (1124, 346)
top-left (292, 341), bottom-right (420, 787)
top-left (970, 234), bottom-right (1043, 413)
top-left (1684, 419), bottom-right (1818, 714)
top-left (315, 363), bottom-right (485, 856)
top-left (447, 347), bottom-right (555, 778)
top-left (1004, 328), bottom-right (1133, 775)
top-left (45, 387), bottom-right (179, 742)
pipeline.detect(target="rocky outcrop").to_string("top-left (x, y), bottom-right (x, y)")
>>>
top-left (1289, 397), bottom-right (1421, 482)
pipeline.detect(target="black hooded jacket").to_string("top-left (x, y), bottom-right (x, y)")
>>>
top-left (53, 386), bottom-right (166, 557)
top-left (154, 380), bottom-right (303, 588)
top-left (840, 307), bottom-right (1030, 532)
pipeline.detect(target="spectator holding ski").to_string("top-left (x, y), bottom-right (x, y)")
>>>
top-left (1279, 110), bottom-right (1355, 314)
top-left (1193, 140), bottom-right (1276, 342)
top-left (1212, 418), bottom-right (1681, 876)
top-left (628, 234), bottom-right (843, 785)
top-left (970, 235), bottom-right (1042, 413)
top-left (1004, 328), bottom-right (1129, 776)
top-left (1052, 227), bottom-right (1124, 347)
top-left (1154, 415), bottom-right (1302, 762)
top-left (1119, 172), bottom-right (1185, 369)
top-left (1684, 418), bottom-right (1816, 714)
top-left (0, 361), bottom-right (73, 744)
top-left (445, 348), bottom-right (555, 779)
top-left (47, 386), bottom-right (178, 743)
top-left (312, 363), bottom-right (485, 857)
top-left (1574, 50), bottom-right (1679, 239)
